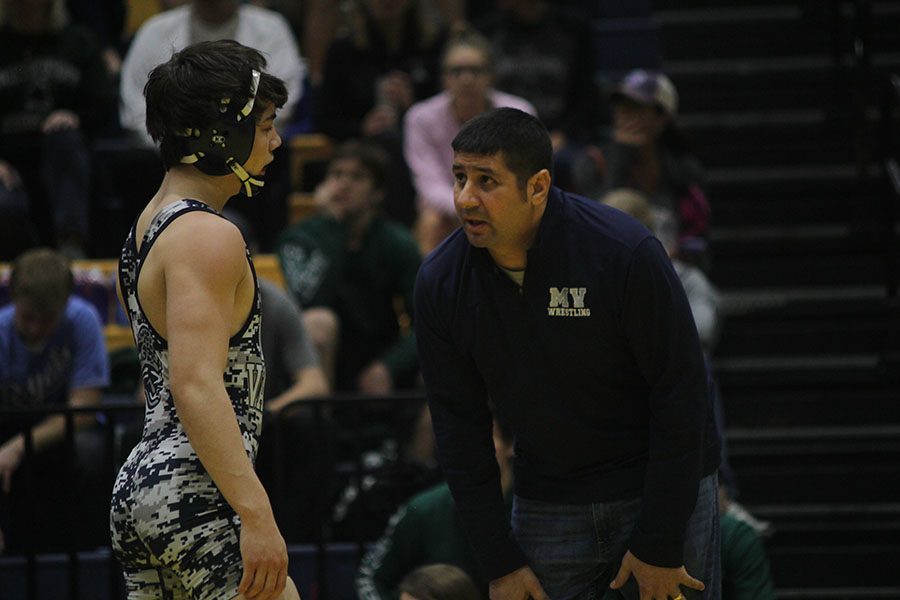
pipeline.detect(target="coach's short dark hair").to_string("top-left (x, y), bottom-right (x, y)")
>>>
top-left (144, 40), bottom-right (288, 170)
top-left (451, 107), bottom-right (553, 188)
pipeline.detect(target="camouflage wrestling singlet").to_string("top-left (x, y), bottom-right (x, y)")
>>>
top-left (110, 199), bottom-right (265, 599)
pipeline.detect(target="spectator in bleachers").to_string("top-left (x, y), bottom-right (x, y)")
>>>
top-left (261, 0), bottom-right (338, 87)
top-left (254, 274), bottom-right (334, 542)
top-left (119, 0), bottom-right (305, 147)
top-left (0, 160), bottom-right (38, 261)
top-left (602, 188), bottom-right (720, 351)
top-left (474, 0), bottom-right (605, 193)
top-left (277, 140), bottom-right (430, 533)
top-left (0, 0), bottom-right (118, 259)
top-left (66, 0), bottom-right (127, 76)
top-left (315, 0), bottom-right (446, 142)
top-left (0, 248), bottom-right (109, 554)
top-left (397, 564), bottom-right (484, 600)
top-left (589, 69), bottom-right (711, 270)
top-left (224, 208), bottom-right (331, 410)
top-left (356, 418), bottom-right (513, 599)
top-left (718, 487), bottom-right (776, 600)
top-left (314, 0), bottom-right (449, 226)
top-left (403, 26), bottom-right (535, 255)
top-left (259, 275), bottom-right (331, 410)
top-left (277, 140), bottom-right (421, 397)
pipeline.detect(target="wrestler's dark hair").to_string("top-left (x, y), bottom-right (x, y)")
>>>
top-left (329, 140), bottom-right (391, 193)
top-left (144, 40), bottom-right (288, 170)
top-left (451, 107), bottom-right (553, 189)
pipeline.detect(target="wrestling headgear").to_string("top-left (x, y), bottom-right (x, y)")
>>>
top-left (178, 69), bottom-right (264, 197)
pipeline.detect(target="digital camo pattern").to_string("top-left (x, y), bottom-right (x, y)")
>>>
top-left (110, 200), bottom-right (265, 599)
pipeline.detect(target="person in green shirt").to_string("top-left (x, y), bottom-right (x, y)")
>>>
top-left (277, 140), bottom-right (422, 395)
top-left (719, 489), bottom-right (776, 600)
top-left (356, 418), bottom-right (515, 599)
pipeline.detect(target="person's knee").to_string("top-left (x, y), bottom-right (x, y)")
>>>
top-left (303, 307), bottom-right (339, 350)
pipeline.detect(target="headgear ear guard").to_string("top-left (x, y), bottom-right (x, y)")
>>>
top-left (178, 69), bottom-right (265, 197)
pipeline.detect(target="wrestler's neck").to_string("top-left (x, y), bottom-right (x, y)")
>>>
top-left (157, 165), bottom-right (241, 213)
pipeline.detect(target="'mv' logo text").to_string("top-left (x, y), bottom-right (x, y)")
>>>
top-left (547, 287), bottom-right (591, 317)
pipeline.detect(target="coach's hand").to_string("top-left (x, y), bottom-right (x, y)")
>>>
top-left (489, 566), bottom-right (549, 600)
top-left (609, 550), bottom-right (704, 600)
top-left (238, 509), bottom-right (288, 600)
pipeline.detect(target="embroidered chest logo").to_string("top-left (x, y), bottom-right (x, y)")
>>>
top-left (547, 287), bottom-right (591, 317)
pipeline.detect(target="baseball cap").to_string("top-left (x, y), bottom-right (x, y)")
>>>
top-left (611, 69), bottom-right (679, 117)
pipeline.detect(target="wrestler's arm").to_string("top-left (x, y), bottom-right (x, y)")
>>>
top-left (164, 214), bottom-right (287, 600)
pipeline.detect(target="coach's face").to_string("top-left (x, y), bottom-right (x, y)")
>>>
top-left (452, 151), bottom-right (549, 269)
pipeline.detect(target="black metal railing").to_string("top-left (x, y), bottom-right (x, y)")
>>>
top-left (0, 393), bottom-right (429, 599)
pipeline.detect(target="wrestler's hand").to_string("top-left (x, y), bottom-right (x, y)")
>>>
top-left (489, 566), bottom-right (549, 600)
top-left (238, 510), bottom-right (288, 600)
top-left (609, 550), bottom-right (704, 600)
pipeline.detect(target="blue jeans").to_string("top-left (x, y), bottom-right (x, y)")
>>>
top-left (512, 473), bottom-right (720, 600)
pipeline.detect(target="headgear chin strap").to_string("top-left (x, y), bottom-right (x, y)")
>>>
top-left (178, 69), bottom-right (265, 196)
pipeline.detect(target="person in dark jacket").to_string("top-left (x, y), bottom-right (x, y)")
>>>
top-left (413, 107), bottom-right (721, 600)
top-left (595, 69), bottom-right (711, 271)
top-left (314, 0), bottom-right (448, 226)
top-left (0, 0), bottom-right (117, 258)
top-left (356, 418), bottom-right (515, 599)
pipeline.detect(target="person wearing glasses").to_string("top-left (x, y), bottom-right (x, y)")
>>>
top-left (403, 26), bottom-right (535, 255)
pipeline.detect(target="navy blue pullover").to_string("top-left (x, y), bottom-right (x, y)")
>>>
top-left (414, 187), bottom-right (720, 580)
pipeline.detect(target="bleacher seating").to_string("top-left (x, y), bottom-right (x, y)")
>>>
top-left (286, 133), bottom-right (334, 225)
top-left (657, 0), bottom-right (900, 596)
top-left (0, 255), bottom-right (289, 352)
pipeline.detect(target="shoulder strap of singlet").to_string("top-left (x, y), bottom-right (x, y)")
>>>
top-left (137, 199), bottom-right (221, 262)
top-left (118, 200), bottom-right (224, 328)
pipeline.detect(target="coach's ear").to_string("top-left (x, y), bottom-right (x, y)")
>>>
top-left (528, 169), bottom-right (551, 208)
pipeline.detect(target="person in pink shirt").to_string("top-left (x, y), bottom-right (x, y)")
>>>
top-left (403, 26), bottom-right (536, 254)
